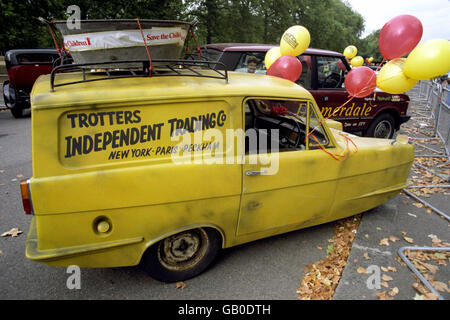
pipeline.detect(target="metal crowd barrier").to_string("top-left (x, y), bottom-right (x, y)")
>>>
top-left (417, 78), bottom-right (450, 158)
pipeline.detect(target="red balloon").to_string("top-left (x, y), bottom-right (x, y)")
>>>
top-left (379, 15), bottom-right (423, 60)
top-left (267, 55), bottom-right (302, 82)
top-left (344, 66), bottom-right (377, 98)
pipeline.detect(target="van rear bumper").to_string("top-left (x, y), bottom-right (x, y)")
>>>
top-left (25, 217), bottom-right (144, 264)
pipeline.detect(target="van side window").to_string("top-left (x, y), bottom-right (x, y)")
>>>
top-left (244, 99), bottom-right (308, 154)
top-left (307, 101), bottom-right (330, 149)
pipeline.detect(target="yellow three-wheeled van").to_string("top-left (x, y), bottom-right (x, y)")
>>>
top-left (22, 60), bottom-right (413, 282)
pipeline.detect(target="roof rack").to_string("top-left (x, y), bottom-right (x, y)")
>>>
top-left (50, 59), bottom-right (228, 91)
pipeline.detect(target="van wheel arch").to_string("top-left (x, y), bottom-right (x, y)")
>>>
top-left (141, 227), bottom-right (223, 282)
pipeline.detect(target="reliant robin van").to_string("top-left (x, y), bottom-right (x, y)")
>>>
top-left (23, 59), bottom-right (413, 282)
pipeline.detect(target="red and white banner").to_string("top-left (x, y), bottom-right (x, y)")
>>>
top-left (64, 27), bottom-right (187, 52)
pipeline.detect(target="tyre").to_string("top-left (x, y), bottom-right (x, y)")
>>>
top-left (365, 113), bottom-right (395, 139)
top-left (3, 82), bottom-right (25, 118)
top-left (142, 228), bottom-right (221, 282)
top-left (10, 104), bottom-right (25, 118)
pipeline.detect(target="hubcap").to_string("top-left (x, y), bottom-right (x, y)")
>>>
top-left (158, 229), bottom-right (208, 271)
top-left (374, 120), bottom-right (393, 138)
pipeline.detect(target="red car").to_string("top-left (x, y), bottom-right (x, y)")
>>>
top-left (3, 49), bottom-right (61, 118)
top-left (195, 43), bottom-right (411, 138)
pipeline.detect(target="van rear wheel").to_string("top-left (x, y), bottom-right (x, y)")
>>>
top-left (142, 228), bottom-right (221, 282)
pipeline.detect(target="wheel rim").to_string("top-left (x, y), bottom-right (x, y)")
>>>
top-left (157, 229), bottom-right (208, 271)
top-left (373, 120), bottom-right (393, 138)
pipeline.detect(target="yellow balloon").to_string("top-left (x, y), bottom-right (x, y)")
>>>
top-left (404, 39), bottom-right (450, 80)
top-left (264, 46), bottom-right (282, 70)
top-left (351, 56), bottom-right (364, 67)
top-left (280, 25), bottom-right (310, 57)
top-left (368, 57), bottom-right (374, 63)
top-left (377, 58), bottom-right (418, 94)
top-left (343, 45), bottom-right (357, 59)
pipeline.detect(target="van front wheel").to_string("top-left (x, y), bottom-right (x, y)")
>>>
top-left (142, 228), bottom-right (221, 282)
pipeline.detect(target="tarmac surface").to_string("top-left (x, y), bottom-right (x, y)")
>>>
top-left (0, 82), bottom-right (448, 301)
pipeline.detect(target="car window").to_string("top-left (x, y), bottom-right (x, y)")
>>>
top-left (316, 56), bottom-right (347, 89)
top-left (235, 52), bottom-right (266, 74)
top-left (296, 55), bottom-right (312, 90)
top-left (16, 53), bottom-right (56, 64)
top-left (201, 49), bottom-right (222, 62)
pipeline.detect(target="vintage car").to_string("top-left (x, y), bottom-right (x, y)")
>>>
top-left (2, 49), bottom-right (62, 118)
top-left (194, 43), bottom-right (411, 139)
top-left (22, 59), bottom-right (413, 282)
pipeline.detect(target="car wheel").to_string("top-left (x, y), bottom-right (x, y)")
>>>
top-left (142, 228), bottom-right (221, 282)
top-left (10, 105), bottom-right (25, 118)
top-left (3, 82), bottom-right (24, 118)
top-left (365, 113), bottom-right (395, 139)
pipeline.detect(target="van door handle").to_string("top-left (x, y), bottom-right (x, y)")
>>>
top-left (245, 170), bottom-right (267, 176)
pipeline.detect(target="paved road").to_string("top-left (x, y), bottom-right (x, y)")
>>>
top-left (0, 110), bottom-right (336, 299)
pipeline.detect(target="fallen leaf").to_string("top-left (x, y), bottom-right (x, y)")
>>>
top-left (381, 266), bottom-right (388, 272)
top-left (382, 274), bottom-right (393, 281)
top-left (431, 238), bottom-right (442, 244)
top-left (317, 246), bottom-right (323, 250)
top-left (434, 253), bottom-right (445, 259)
top-left (1, 228), bottom-right (23, 237)
top-left (407, 213), bottom-right (417, 218)
top-left (389, 236), bottom-right (400, 242)
top-left (16, 174), bottom-right (24, 178)
top-left (379, 238), bottom-right (390, 246)
top-left (413, 203), bottom-right (423, 208)
top-left (389, 287), bottom-right (399, 297)
top-left (326, 244), bottom-right (334, 255)
top-left (363, 252), bottom-right (370, 260)
top-left (364, 234), bottom-right (369, 239)
top-left (387, 267), bottom-right (397, 272)
top-left (403, 236), bottom-right (414, 244)
top-left (413, 293), bottom-right (424, 300)
top-left (418, 261), bottom-right (439, 274)
top-left (381, 281), bottom-right (389, 288)
top-left (431, 281), bottom-right (449, 293)
top-left (376, 227), bottom-right (382, 231)
top-left (176, 282), bottom-right (186, 289)
top-left (376, 291), bottom-right (393, 300)
top-left (423, 293), bottom-right (439, 300)
top-left (357, 267), bottom-right (367, 274)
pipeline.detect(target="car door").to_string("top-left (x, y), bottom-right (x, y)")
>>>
top-left (237, 98), bottom-right (341, 238)
top-left (309, 55), bottom-right (372, 133)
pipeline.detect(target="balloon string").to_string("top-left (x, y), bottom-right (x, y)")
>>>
top-left (305, 58), bottom-right (385, 161)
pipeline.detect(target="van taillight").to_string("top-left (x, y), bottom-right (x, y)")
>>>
top-left (20, 180), bottom-right (32, 215)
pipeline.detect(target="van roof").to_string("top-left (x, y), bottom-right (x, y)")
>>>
top-left (31, 71), bottom-right (314, 109)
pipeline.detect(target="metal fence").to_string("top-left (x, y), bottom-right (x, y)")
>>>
top-left (417, 79), bottom-right (450, 158)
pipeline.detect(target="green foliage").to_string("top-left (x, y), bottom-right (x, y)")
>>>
top-left (358, 29), bottom-right (383, 62)
top-left (0, 0), bottom-right (369, 55)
